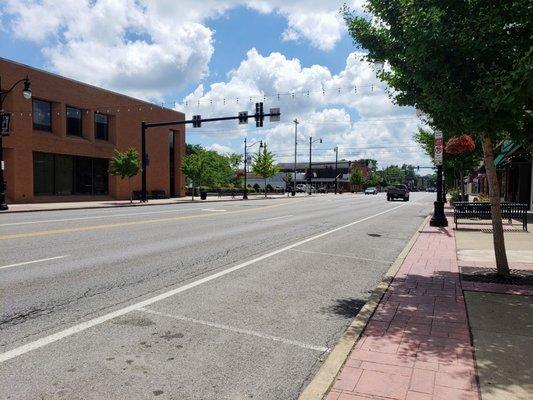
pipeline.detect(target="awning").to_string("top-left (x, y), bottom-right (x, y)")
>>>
top-left (494, 140), bottom-right (521, 166)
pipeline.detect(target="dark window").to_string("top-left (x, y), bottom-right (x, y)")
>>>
top-left (33, 152), bottom-right (108, 196)
top-left (32, 99), bottom-right (52, 131)
top-left (95, 113), bottom-right (108, 141)
top-left (66, 106), bottom-right (82, 136)
top-left (33, 152), bottom-right (54, 195)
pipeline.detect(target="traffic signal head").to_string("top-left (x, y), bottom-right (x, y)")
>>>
top-left (255, 102), bottom-right (264, 127)
top-left (192, 115), bottom-right (202, 128)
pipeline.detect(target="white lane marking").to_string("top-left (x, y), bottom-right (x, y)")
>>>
top-left (138, 308), bottom-right (328, 353)
top-left (289, 249), bottom-right (393, 264)
top-left (201, 209), bottom-right (227, 212)
top-left (260, 215), bottom-right (293, 222)
top-left (0, 208), bottom-right (209, 227)
top-left (0, 256), bottom-right (69, 271)
top-left (0, 202), bottom-right (407, 363)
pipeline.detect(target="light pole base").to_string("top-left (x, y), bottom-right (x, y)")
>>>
top-left (243, 194), bottom-right (248, 200)
top-left (291, 191), bottom-right (295, 196)
top-left (429, 201), bottom-right (448, 227)
top-left (0, 203), bottom-right (8, 211)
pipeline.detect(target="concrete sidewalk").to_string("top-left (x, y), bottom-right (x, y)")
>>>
top-left (0, 193), bottom-right (301, 213)
top-left (314, 212), bottom-right (533, 400)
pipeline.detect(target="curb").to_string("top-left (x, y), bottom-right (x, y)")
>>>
top-left (298, 214), bottom-right (432, 400)
top-left (0, 194), bottom-right (308, 214)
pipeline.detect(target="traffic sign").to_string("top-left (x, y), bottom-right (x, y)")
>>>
top-left (1, 113), bottom-right (10, 136)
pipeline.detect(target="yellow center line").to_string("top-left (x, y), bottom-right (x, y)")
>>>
top-left (0, 201), bottom-right (298, 240)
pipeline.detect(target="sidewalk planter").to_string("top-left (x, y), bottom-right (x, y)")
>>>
top-left (200, 191), bottom-right (207, 200)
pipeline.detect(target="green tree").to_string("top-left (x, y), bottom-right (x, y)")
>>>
top-left (282, 172), bottom-right (293, 193)
top-left (181, 148), bottom-right (233, 200)
top-left (251, 144), bottom-right (280, 197)
top-left (344, 1), bottom-right (532, 276)
top-left (109, 148), bottom-right (142, 203)
top-left (227, 153), bottom-right (244, 188)
top-left (381, 165), bottom-right (405, 186)
top-left (350, 168), bottom-right (364, 192)
top-left (186, 143), bottom-right (203, 156)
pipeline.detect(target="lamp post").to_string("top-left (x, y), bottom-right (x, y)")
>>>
top-left (430, 130), bottom-right (448, 227)
top-left (0, 75), bottom-right (32, 210)
top-left (292, 119), bottom-right (298, 196)
top-left (334, 146), bottom-right (339, 194)
top-left (308, 137), bottom-right (322, 195)
top-left (243, 138), bottom-right (263, 199)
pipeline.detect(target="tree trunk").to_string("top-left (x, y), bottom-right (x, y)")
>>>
top-left (129, 178), bottom-right (132, 203)
top-left (480, 134), bottom-right (510, 277)
top-left (191, 183), bottom-right (195, 201)
top-left (264, 178), bottom-right (267, 198)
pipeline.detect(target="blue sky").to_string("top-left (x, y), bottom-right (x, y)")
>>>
top-left (0, 0), bottom-right (429, 168)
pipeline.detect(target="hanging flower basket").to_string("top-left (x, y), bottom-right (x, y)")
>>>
top-left (445, 134), bottom-right (476, 155)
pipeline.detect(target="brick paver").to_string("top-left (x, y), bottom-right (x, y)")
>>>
top-left (327, 217), bottom-right (480, 400)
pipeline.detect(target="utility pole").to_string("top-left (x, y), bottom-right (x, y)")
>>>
top-left (140, 103), bottom-right (280, 202)
top-left (292, 119), bottom-right (298, 196)
top-left (308, 136), bottom-right (322, 195)
top-left (334, 146), bottom-right (339, 194)
top-left (308, 137), bottom-right (312, 195)
top-left (243, 138), bottom-right (262, 199)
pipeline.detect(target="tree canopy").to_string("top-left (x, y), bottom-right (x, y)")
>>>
top-left (109, 148), bottom-right (142, 203)
top-left (344, 1), bottom-right (532, 142)
top-left (181, 148), bottom-right (235, 198)
top-left (252, 144), bottom-right (280, 197)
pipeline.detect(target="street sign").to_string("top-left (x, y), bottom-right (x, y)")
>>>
top-left (1, 113), bottom-right (10, 136)
top-left (434, 131), bottom-right (443, 165)
top-left (246, 154), bottom-right (252, 163)
top-left (269, 108), bottom-right (280, 122)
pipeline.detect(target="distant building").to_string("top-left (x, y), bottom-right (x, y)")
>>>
top-left (277, 161), bottom-right (369, 192)
top-left (1, 58), bottom-right (186, 203)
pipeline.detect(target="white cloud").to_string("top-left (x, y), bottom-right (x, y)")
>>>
top-left (179, 49), bottom-right (430, 168)
top-left (1, 1), bottom-right (367, 99)
top-left (209, 143), bottom-right (235, 155)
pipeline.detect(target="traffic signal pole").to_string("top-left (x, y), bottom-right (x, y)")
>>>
top-left (140, 104), bottom-right (280, 202)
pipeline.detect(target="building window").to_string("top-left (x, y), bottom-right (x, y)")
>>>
top-left (32, 99), bottom-right (52, 132)
top-left (66, 106), bottom-right (83, 137)
top-left (95, 113), bottom-right (108, 141)
top-left (33, 152), bottom-right (108, 196)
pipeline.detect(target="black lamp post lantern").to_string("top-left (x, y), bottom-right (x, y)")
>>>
top-left (0, 75), bottom-right (32, 210)
top-left (243, 138), bottom-right (263, 199)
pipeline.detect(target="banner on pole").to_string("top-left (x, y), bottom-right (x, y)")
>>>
top-left (434, 131), bottom-right (443, 165)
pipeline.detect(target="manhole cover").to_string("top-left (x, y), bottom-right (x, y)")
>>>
top-left (368, 233), bottom-right (382, 237)
top-left (460, 266), bottom-right (533, 286)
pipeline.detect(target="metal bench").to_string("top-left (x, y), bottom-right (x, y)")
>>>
top-left (453, 201), bottom-right (528, 231)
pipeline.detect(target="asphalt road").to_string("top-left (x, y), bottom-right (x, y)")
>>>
top-left (0, 192), bottom-right (433, 400)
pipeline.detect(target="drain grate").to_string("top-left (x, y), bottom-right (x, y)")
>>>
top-left (460, 266), bottom-right (533, 286)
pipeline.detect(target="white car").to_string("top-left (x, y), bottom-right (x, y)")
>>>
top-left (365, 187), bottom-right (378, 195)
top-left (295, 184), bottom-right (306, 193)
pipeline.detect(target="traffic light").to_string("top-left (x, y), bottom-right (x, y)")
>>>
top-left (238, 111), bottom-right (248, 124)
top-left (192, 115), bottom-right (202, 128)
top-left (255, 102), bottom-right (264, 127)
top-left (417, 165), bottom-right (420, 171)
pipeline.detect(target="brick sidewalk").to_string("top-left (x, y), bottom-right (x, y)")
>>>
top-left (327, 218), bottom-right (479, 400)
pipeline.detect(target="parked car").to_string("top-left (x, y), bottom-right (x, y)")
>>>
top-left (387, 184), bottom-right (410, 201)
top-left (295, 184), bottom-right (306, 193)
top-left (426, 187), bottom-right (437, 192)
top-left (365, 187), bottom-right (378, 195)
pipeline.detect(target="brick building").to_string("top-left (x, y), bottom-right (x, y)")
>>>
top-left (0, 58), bottom-right (186, 204)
